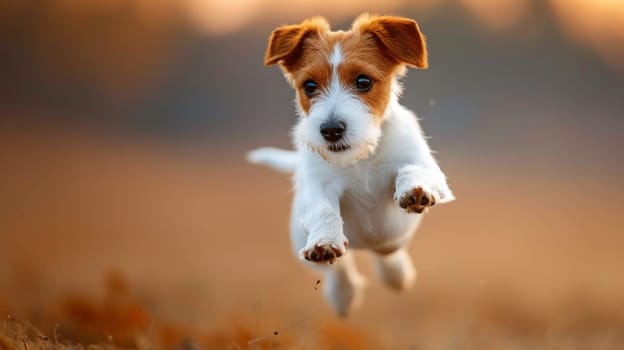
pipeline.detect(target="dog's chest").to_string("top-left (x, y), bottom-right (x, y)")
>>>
top-left (341, 174), bottom-right (387, 219)
top-left (338, 163), bottom-right (418, 248)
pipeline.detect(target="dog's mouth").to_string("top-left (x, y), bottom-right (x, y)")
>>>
top-left (327, 143), bottom-right (351, 152)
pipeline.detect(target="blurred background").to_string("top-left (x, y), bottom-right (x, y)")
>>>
top-left (1, 0), bottom-right (623, 348)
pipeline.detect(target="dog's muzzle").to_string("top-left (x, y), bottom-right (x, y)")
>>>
top-left (320, 121), bottom-right (345, 142)
top-left (320, 121), bottom-right (351, 152)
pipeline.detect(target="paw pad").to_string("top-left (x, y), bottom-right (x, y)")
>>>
top-left (399, 187), bottom-right (436, 214)
top-left (302, 242), bottom-right (347, 264)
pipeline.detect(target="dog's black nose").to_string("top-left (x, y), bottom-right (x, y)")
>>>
top-left (320, 121), bottom-right (346, 142)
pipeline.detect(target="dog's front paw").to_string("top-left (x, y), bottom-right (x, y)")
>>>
top-left (397, 187), bottom-right (437, 214)
top-left (299, 237), bottom-right (348, 264)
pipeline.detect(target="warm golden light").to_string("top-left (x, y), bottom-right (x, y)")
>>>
top-left (184, 0), bottom-right (261, 35)
top-left (551, 0), bottom-right (624, 71)
top-left (459, 0), bottom-right (530, 30)
top-left (1, 1), bottom-right (623, 349)
top-left (181, 0), bottom-right (422, 35)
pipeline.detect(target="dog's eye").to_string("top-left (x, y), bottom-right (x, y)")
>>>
top-left (355, 75), bottom-right (373, 92)
top-left (303, 80), bottom-right (318, 97)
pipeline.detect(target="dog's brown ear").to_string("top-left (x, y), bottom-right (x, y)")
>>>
top-left (354, 14), bottom-right (428, 69)
top-left (264, 17), bottom-right (330, 66)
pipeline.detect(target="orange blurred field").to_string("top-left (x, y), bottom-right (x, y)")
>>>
top-left (1, 121), bottom-right (623, 349)
top-left (2, 0), bottom-right (624, 347)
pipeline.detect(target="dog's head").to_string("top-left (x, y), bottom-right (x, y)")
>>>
top-left (265, 14), bottom-right (428, 166)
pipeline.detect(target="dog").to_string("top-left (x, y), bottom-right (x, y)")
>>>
top-left (247, 14), bottom-right (454, 316)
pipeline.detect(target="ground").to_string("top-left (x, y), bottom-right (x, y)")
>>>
top-left (1, 122), bottom-right (623, 349)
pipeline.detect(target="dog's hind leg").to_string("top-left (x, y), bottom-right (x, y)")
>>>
top-left (291, 216), bottom-right (366, 317)
top-left (321, 251), bottom-right (367, 317)
top-left (372, 247), bottom-right (417, 291)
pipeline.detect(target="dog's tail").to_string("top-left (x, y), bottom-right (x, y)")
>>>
top-left (246, 147), bottom-right (298, 174)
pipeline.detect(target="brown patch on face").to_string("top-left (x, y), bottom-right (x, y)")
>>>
top-left (264, 17), bottom-right (334, 114)
top-left (285, 30), bottom-right (404, 118)
top-left (264, 14), bottom-right (429, 117)
top-left (283, 37), bottom-right (333, 114)
top-left (337, 32), bottom-right (403, 121)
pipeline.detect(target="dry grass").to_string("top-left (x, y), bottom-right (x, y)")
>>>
top-left (1, 123), bottom-right (623, 349)
top-left (3, 280), bottom-right (623, 350)
top-left (1, 272), bottom-right (384, 350)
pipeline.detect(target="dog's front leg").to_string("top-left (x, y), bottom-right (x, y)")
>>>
top-left (394, 163), bottom-right (455, 214)
top-left (294, 176), bottom-right (348, 264)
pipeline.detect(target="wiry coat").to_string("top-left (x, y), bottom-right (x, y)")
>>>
top-left (248, 14), bottom-right (454, 316)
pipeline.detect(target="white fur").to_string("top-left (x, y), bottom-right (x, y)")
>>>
top-left (247, 147), bottom-right (298, 173)
top-left (248, 45), bottom-right (454, 317)
top-left (294, 45), bottom-right (381, 167)
top-left (372, 247), bottom-right (416, 290)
